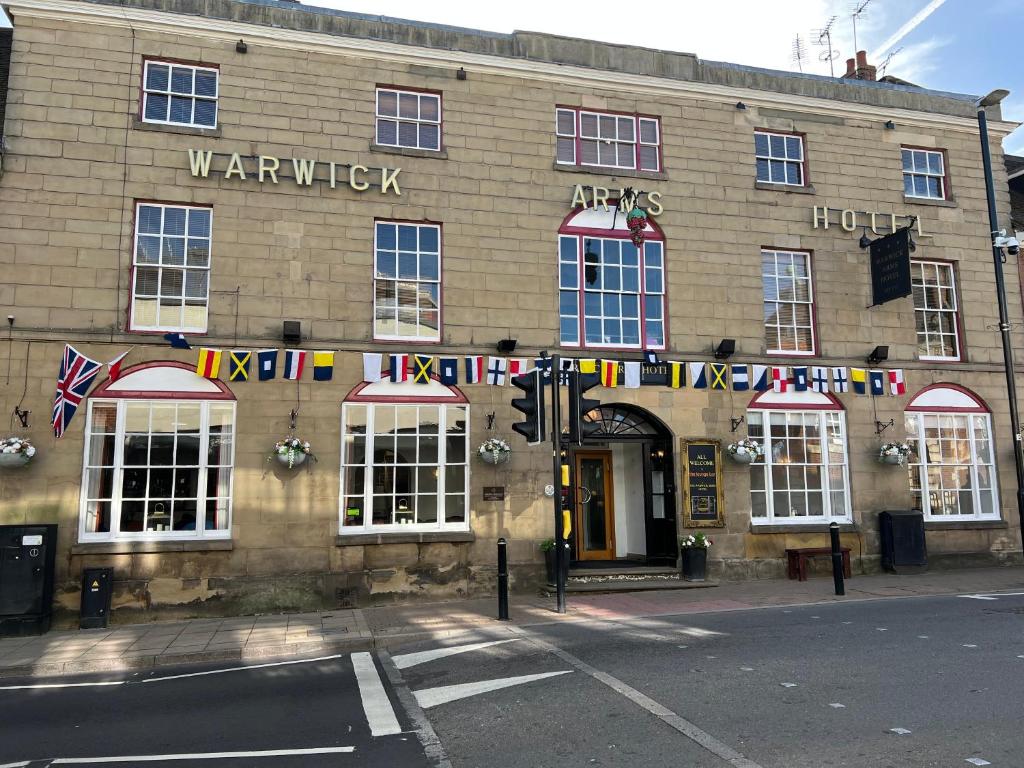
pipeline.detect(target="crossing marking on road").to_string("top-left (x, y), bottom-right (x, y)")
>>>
top-left (0, 680), bottom-right (125, 691)
top-left (413, 671), bottom-right (572, 709)
top-left (46, 747), bottom-right (356, 763)
top-left (780, 683), bottom-right (797, 688)
top-left (965, 758), bottom-right (991, 766)
top-left (141, 654), bottom-right (345, 683)
top-left (392, 639), bottom-right (519, 670)
top-left (351, 652), bottom-right (402, 737)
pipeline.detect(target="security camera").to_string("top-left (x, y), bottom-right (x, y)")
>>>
top-left (994, 232), bottom-right (1020, 256)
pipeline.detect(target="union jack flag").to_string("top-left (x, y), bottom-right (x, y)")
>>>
top-left (52, 345), bottom-right (101, 439)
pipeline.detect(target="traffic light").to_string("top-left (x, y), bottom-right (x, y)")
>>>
top-left (511, 369), bottom-right (546, 445)
top-left (568, 370), bottom-right (601, 445)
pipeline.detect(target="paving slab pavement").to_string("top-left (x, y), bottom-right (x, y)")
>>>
top-left (1, 566), bottom-right (1021, 678)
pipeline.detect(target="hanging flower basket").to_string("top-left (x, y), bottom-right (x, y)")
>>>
top-left (726, 438), bottom-right (763, 464)
top-left (878, 442), bottom-right (912, 467)
top-left (626, 205), bottom-right (648, 248)
top-left (0, 437), bottom-right (35, 468)
top-left (268, 436), bottom-right (317, 469)
top-left (478, 438), bottom-right (511, 465)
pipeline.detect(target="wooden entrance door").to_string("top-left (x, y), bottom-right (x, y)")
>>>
top-left (575, 451), bottom-right (615, 560)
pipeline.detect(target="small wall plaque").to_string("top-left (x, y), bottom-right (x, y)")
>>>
top-left (483, 486), bottom-right (505, 501)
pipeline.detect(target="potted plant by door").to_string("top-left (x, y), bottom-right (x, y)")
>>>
top-left (0, 437), bottom-right (36, 468)
top-left (540, 538), bottom-right (570, 586)
top-left (679, 532), bottom-right (712, 581)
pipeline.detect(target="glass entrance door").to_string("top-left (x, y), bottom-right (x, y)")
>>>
top-left (575, 451), bottom-right (615, 560)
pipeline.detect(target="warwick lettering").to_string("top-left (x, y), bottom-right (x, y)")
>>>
top-left (187, 149), bottom-right (402, 195)
top-left (812, 206), bottom-right (927, 237)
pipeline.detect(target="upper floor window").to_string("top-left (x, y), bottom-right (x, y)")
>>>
top-left (762, 249), bottom-right (815, 355)
top-left (374, 221), bottom-right (441, 341)
top-left (902, 148), bottom-right (947, 199)
top-left (754, 131), bottom-right (805, 186)
top-left (911, 260), bottom-right (960, 361)
top-left (142, 60), bottom-right (218, 129)
top-left (556, 108), bottom-right (661, 172)
top-left (376, 88), bottom-right (441, 151)
top-left (130, 203), bottom-right (212, 334)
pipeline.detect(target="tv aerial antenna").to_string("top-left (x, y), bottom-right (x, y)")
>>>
top-left (878, 47), bottom-right (902, 78)
top-left (850, 0), bottom-right (873, 55)
top-left (791, 33), bottom-right (808, 73)
top-left (812, 15), bottom-right (839, 77)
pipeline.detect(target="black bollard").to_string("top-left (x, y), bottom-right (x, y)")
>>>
top-left (497, 537), bottom-right (509, 620)
top-left (829, 522), bottom-right (845, 596)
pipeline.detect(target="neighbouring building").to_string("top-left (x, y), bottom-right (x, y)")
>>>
top-left (0, 0), bottom-right (1022, 621)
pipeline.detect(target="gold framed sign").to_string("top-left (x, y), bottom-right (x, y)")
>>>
top-left (681, 439), bottom-right (725, 528)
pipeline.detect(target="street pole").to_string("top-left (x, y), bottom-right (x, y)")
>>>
top-left (977, 103), bottom-right (1024, 546)
top-left (550, 354), bottom-right (566, 614)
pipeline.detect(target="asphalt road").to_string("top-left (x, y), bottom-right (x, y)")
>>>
top-left (1, 590), bottom-right (1022, 767)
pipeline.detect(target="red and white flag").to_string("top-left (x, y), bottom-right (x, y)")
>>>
top-left (772, 366), bottom-right (789, 393)
top-left (464, 355), bottom-right (483, 384)
top-left (507, 358), bottom-right (529, 381)
top-left (106, 348), bottom-right (132, 381)
top-left (283, 349), bottom-right (306, 380)
top-left (888, 369), bottom-right (906, 396)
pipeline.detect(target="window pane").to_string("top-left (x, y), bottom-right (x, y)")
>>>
top-left (144, 94), bottom-right (168, 121)
top-left (194, 70), bottom-right (217, 97)
top-left (556, 109), bottom-right (576, 135)
top-left (146, 63), bottom-right (169, 91)
top-left (194, 100), bottom-right (216, 127)
top-left (378, 90), bottom-right (398, 117)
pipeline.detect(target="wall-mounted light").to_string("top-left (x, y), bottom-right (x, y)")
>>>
top-left (866, 345), bottom-right (889, 365)
top-left (236, 39), bottom-right (248, 54)
top-left (884, 120), bottom-right (895, 129)
top-left (714, 338), bottom-right (736, 360)
top-left (456, 67), bottom-right (467, 81)
top-left (859, 227), bottom-right (874, 249)
top-left (735, 101), bottom-right (747, 110)
top-left (282, 320), bottom-right (301, 346)
top-left (496, 338), bottom-right (517, 354)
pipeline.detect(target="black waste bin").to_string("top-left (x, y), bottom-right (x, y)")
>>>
top-left (80, 568), bottom-right (113, 629)
top-left (0, 524), bottom-right (58, 636)
top-left (879, 509), bottom-right (927, 573)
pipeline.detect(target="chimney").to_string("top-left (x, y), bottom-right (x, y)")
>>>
top-left (843, 50), bottom-right (877, 81)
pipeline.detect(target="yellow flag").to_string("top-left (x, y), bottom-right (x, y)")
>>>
top-left (196, 348), bottom-right (222, 379)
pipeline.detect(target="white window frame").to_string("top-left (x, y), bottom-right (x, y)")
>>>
top-left (375, 88), bottom-right (442, 152)
top-left (902, 147), bottom-right (946, 200)
top-left (762, 249), bottom-right (816, 356)
top-left (555, 107), bottom-right (661, 172)
top-left (747, 405), bottom-right (852, 526)
top-left (339, 401), bottom-right (470, 534)
top-left (78, 398), bottom-right (235, 543)
top-left (130, 202), bottom-right (212, 334)
top-left (911, 259), bottom-right (961, 361)
top-left (754, 130), bottom-right (805, 186)
top-left (905, 410), bottom-right (999, 522)
top-left (141, 59), bottom-right (219, 129)
top-left (373, 221), bottom-right (442, 342)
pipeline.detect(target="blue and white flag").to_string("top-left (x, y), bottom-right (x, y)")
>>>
top-left (390, 354), bottom-right (409, 383)
top-left (832, 367), bottom-right (848, 393)
top-left (465, 356), bottom-right (483, 384)
top-left (869, 369), bottom-right (885, 396)
top-left (793, 366), bottom-right (808, 392)
top-left (256, 349), bottom-right (277, 381)
top-left (486, 356), bottom-right (507, 386)
top-left (688, 362), bottom-right (707, 389)
top-left (811, 366), bottom-right (829, 394)
top-left (752, 365), bottom-right (770, 392)
top-left (731, 364), bottom-right (749, 391)
top-left (163, 332), bottom-right (191, 350)
top-left (643, 350), bottom-right (659, 365)
top-left (439, 357), bottom-right (458, 385)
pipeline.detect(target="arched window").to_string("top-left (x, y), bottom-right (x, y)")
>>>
top-left (80, 362), bottom-right (235, 542)
top-left (340, 379), bottom-right (469, 534)
top-left (558, 205), bottom-right (665, 350)
top-left (746, 389), bottom-right (851, 525)
top-left (904, 384), bottom-right (998, 520)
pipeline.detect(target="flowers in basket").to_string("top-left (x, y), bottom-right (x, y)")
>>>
top-left (268, 436), bottom-right (317, 469)
top-left (0, 437), bottom-right (36, 467)
top-left (680, 532), bottom-right (713, 549)
top-left (726, 438), bottom-right (763, 463)
top-left (478, 437), bottom-right (512, 465)
top-left (878, 442), bottom-right (913, 466)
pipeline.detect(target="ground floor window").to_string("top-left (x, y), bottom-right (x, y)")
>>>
top-left (341, 400), bottom-right (469, 532)
top-left (747, 398), bottom-right (851, 524)
top-left (81, 399), bottom-right (234, 540)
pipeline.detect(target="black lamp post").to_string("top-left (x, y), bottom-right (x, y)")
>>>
top-left (976, 89), bottom-right (1024, 542)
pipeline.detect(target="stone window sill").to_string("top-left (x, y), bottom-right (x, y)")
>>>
top-left (71, 540), bottom-right (233, 555)
top-left (369, 143), bottom-right (448, 160)
top-left (131, 119), bottom-right (222, 138)
top-left (924, 520), bottom-right (1007, 531)
top-left (551, 162), bottom-right (668, 181)
top-left (754, 181), bottom-right (817, 195)
top-left (902, 195), bottom-right (957, 208)
top-left (335, 531), bottom-right (475, 546)
top-left (749, 523), bottom-right (859, 534)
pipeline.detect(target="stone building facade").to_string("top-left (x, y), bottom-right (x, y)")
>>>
top-left (0, 0), bottom-right (1022, 621)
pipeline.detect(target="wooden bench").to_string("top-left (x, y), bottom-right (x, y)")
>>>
top-left (786, 547), bottom-right (851, 582)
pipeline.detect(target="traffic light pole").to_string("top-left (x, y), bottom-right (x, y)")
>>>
top-left (550, 353), bottom-right (567, 614)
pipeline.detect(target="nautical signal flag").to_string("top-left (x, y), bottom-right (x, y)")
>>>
top-left (731, 364), bottom-right (749, 392)
top-left (105, 348), bottom-right (131, 382)
top-left (832, 367), bottom-right (849, 393)
top-left (508, 359), bottom-right (529, 380)
top-left (196, 348), bottom-right (222, 379)
top-left (851, 368), bottom-right (867, 395)
top-left (486, 356), bottom-right (507, 385)
top-left (465, 355), bottom-right (483, 384)
top-left (772, 366), bottom-right (788, 393)
top-left (889, 369), bottom-right (906, 396)
top-left (752, 365), bottom-right (770, 392)
top-left (793, 366), bottom-right (808, 392)
top-left (578, 359), bottom-right (597, 374)
top-left (869, 369), bottom-right (885, 396)
top-left (709, 363), bottom-right (728, 391)
top-left (811, 366), bottom-right (829, 394)
top-left (600, 360), bottom-right (618, 388)
top-left (689, 363), bottom-right (707, 389)
top-left (668, 361), bottom-right (685, 388)
top-left (439, 357), bottom-right (459, 385)
top-left (257, 349), bottom-right (277, 380)
top-left (413, 354), bottom-right (433, 384)
top-left (313, 351), bottom-right (335, 381)
top-left (390, 354), bottom-right (409, 383)
top-left (362, 353), bottom-right (383, 383)
top-left (163, 332), bottom-right (191, 349)
top-left (623, 361), bottom-right (641, 389)
top-left (283, 350), bottom-right (306, 380)
top-left (229, 351), bottom-right (251, 381)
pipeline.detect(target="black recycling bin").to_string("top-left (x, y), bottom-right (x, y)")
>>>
top-left (80, 567), bottom-right (113, 629)
top-left (0, 524), bottom-right (58, 636)
top-left (879, 509), bottom-right (927, 573)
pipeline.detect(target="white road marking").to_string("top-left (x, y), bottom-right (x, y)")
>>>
top-left (740, 667), bottom-right (754, 672)
top-left (965, 758), bottom-right (992, 766)
top-left (392, 639), bottom-right (518, 670)
top-left (963, 644), bottom-right (978, 649)
top-left (780, 683), bottom-right (797, 688)
top-left (960, 594), bottom-right (1000, 601)
top-left (413, 671), bottom-right (571, 709)
top-left (0, 761), bottom-right (31, 767)
top-left (351, 652), bottom-right (402, 736)
top-left (962, 592), bottom-right (1024, 600)
top-left (918, 635), bottom-right (930, 639)
top-left (48, 747), bottom-right (356, 763)
top-left (829, 703), bottom-right (846, 708)
top-left (0, 681), bottom-right (125, 691)
top-left (141, 654), bottom-right (344, 683)
top-left (890, 728), bottom-right (912, 735)
top-left (378, 651), bottom-right (454, 768)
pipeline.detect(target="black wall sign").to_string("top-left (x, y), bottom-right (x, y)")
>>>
top-left (869, 228), bottom-right (913, 307)
top-left (482, 486), bottom-right (505, 501)
top-left (681, 440), bottom-right (724, 527)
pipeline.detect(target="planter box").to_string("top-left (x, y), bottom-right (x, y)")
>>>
top-left (680, 548), bottom-right (708, 582)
